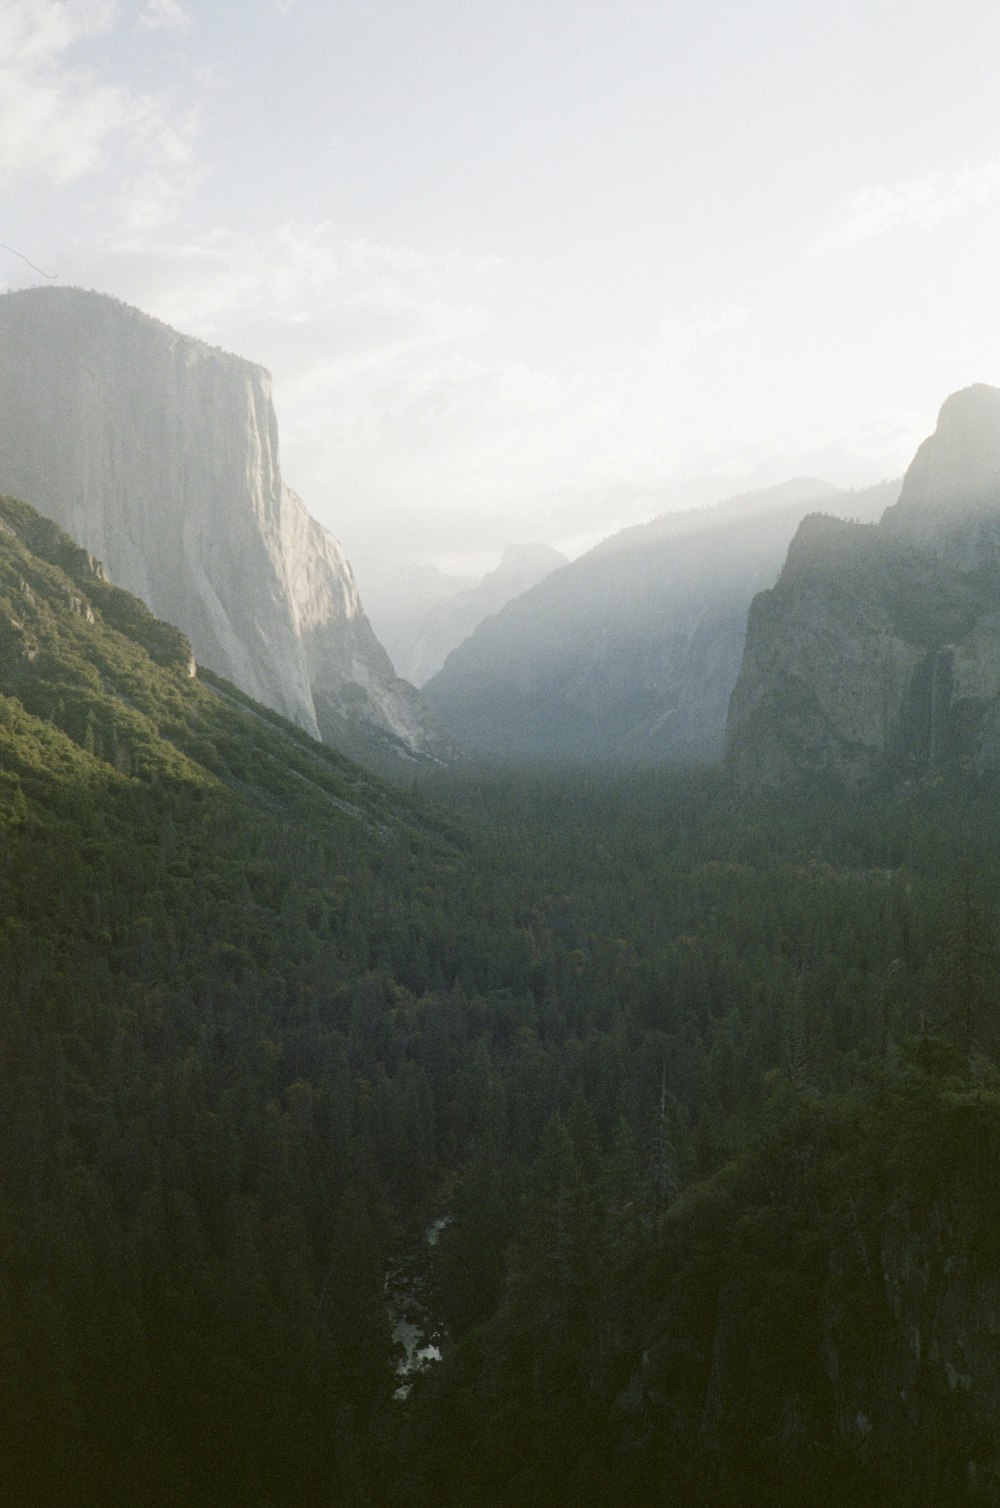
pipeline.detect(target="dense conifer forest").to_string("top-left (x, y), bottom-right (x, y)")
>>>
top-left (4, 494), bottom-right (1000, 1504)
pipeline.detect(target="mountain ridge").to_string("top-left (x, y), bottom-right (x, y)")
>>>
top-left (423, 477), bottom-right (896, 763)
top-left (726, 385), bottom-right (1000, 787)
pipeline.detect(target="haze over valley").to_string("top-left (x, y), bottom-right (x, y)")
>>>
top-left (5, 4), bottom-right (1000, 1504)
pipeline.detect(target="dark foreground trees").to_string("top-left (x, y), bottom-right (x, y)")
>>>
top-left (6, 754), bottom-right (1000, 1502)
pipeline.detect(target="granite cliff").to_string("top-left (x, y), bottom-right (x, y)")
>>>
top-left (726, 386), bottom-right (1000, 788)
top-left (0, 286), bottom-right (451, 770)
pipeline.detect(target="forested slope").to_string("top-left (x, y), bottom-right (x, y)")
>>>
top-left (3, 492), bottom-right (1000, 1504)
top-left (0, 492), bottom-right (464, 1504)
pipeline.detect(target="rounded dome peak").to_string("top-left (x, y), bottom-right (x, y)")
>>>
top-left (884, 383), bottom-right (1000, 538)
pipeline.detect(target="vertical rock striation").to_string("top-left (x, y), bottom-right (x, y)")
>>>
top-left (0, 285), bottom-right (451, 767)
top-left (726, 385), bottom-right (1000, 787)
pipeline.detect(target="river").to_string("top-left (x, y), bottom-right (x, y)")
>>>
top-left (385, 1216), bottom-right (450, 1400)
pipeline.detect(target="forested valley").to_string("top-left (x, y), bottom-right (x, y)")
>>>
top-left (4, 494), bottom-right (1000, 1505)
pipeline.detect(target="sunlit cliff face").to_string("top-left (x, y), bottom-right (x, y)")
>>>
top-left (0, 285), bottom-right (452, 768)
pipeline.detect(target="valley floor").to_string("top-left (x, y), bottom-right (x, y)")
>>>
top-left (5, 724), bottom-right (1000, 1504)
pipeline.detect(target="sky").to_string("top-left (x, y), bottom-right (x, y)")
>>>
top-left (3, 0), bottom-right (1000, 601)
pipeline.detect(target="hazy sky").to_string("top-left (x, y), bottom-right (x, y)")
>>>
top-left (3, 0), bottom-right (1000, 589)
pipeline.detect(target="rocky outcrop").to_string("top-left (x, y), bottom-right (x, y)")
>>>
top-left (824, 1197), bottom-right (1000, 1505)
top-left (0, 286), bottom-right (451, 769)
top-left (726, 387), bottom-right (1000, 788)
top-left (423, 479), bottom-right (894, 763)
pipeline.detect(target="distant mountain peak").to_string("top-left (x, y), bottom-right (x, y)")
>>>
top-left (883, 382), bottom-right (1000, 536)
top-left (380, 541), bottom-right (569, 687)
top-left (494, 542), bottom-right (569, 576)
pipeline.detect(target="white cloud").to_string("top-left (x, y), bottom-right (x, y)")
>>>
top-left (113, 99), bottom-right (201, 231)
top-left (272, 294), bottom-right (759, 562)
top-left (0, 1), bottom-right (128, 184)
top-left (103, 222), bottom-right (494, 387)
top-left (0, 0), bottom-right (116, 62)
top-left (138, 0), bottom-right (191, 30)
top-left (815, 159), bottom-right (1000, 254)
top-left (0, 0), bottom-right (201, 228)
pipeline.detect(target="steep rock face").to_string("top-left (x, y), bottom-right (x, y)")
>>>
top-left (0, 286), bottom-right (450, 768)
top-left (424, 479), bottom-right (894, 763)
top-left (823, 1199), bottom-right (1000, 1505)
top-left (727, 387), bottom-right (1000, 787)
top-left (615, 1177), bottom-right (1000, 1505)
